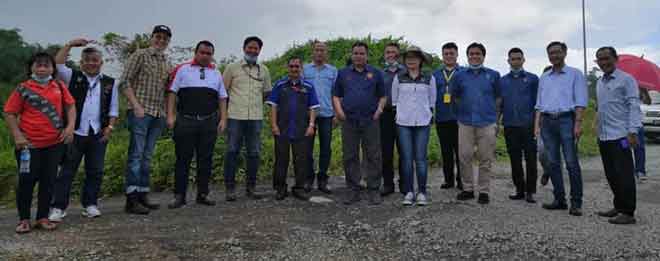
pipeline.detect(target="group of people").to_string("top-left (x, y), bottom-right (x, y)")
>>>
top-left (5, 25), bottom-right (645, 234)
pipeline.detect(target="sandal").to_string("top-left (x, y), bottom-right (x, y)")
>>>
top-left (33, 218), bottom-right (57, 231)
top-left (15, 220), bottom-right (31, 234)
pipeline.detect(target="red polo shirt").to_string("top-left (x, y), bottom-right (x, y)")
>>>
top-left (3, 79), bottom-right (75, 148)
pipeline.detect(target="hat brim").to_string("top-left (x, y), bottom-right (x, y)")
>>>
top-left (403, 50), bottom-right (431, 64)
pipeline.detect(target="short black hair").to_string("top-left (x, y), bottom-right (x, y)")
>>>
top-left (195, 40), bottom-right (215, 53)
top-left (466, 42), bottom-right (486, 56)
top-left (81, 47), bottom-right (102, 59)
top-left (508, 47), bottom-right (524, 57)
top-left (26, 52), bottom-right (57, 79)
top-left (351, 41), bottom-right (369, 53)
top-left (546, 41), bottom-right (567, 52)
top-left (385, 42), bottom-right (400, 50)
top-left (442, 42), bottom-right (458, 51)
top-left (287, 56), bottom-right (304, 64)
top-left (596, 46), bottom-right (618, 59)
top-left (243, 36), bottom-right (263, 49)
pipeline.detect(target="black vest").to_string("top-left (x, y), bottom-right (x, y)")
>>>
top-left (67, 70), bottom-right (115, 129)
top-left (276, 83), bottom-right (311, 140)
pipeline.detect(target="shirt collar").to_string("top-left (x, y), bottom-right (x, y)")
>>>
top-left (240, 58), bottom-right (261, 68)
top-left (549, 65), bottom-right (567, 75)
top-left (350, 64), bottom-right (370, 73)
top-left (190, 60), bottom-right (216, 69)
top-left (602, 69), bottom-right (620, 81)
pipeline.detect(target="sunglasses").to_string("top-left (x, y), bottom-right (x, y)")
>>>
top-left (199, 68), bottom-right (205, 80)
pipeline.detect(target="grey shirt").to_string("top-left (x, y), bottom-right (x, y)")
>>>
top-left (596, 69), bottom-right (642, 141)
top-left (391, 72), bottom-right (437, 126)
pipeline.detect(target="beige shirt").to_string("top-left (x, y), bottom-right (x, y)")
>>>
top-left (223, 59), bottom-right (272, 120)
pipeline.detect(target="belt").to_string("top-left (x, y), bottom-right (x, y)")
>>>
top-left (181, 112), bottom-right (218, 121)
top-left (541, 111), bottom-right (574, 119)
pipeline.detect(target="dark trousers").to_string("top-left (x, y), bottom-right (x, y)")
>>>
top-left (173, 115), bottom-right (218, 196)
top-left (435, 120), bottom-right (461, 186)
top-left (53, 133), bottom-right (107, 210)
top-left (274, 135), bottom-right (310, 192)
top-left (504, 126), bottom-right (538, 194)
top-left (380, 107), bottom-right (402, 190)
top-left (342, 120), bottom-right (382, 191)
top-left (15, 143), bottom-right (64, 220)
top-left (599, 138), bottom-right (636, 216)
top-left (223, 119), bottom-right (262, 189)
top-left (307, 116), bottom-right (333, 186)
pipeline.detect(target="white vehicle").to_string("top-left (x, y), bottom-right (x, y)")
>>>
top-left (641, 90), bottom-right (660, 140)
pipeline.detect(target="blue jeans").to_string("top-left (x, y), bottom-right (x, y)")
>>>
top-left (307, 116), bottom-right (333, 185)
top-left (223, 119), bottom-right (262, 189)
top-left (541, 114), bottom-right (583, 208)
top-left (634, 128), bottom-right (646, 176)
top-left (53, 133), bottom-right (108, 209)
top-left (125, 111), bottom-right (165, 194)
top-left (397, 125), bottom-right (430, 194)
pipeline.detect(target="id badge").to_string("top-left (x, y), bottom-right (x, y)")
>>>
top-left (443, 93), bottom-right (451, 104)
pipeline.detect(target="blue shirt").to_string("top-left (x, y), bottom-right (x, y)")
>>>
top-left (536, 65), bottom-right (588, 113)
top-left (596, 69), bottom-right (642, 141)
top-left (499, 70), bottom-right (539, 127)
top-left (382, 64), bottom-right (406, 107)
top-left (267, 77), bottom-right (320, 140)
top-left (332, 65), bottom-right (385, 123)
top-left (303, 63), bottom-right (337, 118)
top-left (432, 66), bottom-right (463, 122)
top-left (451, 67), bottom-right (501, 127)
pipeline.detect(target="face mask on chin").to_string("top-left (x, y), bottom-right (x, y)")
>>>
top-left (510, 67), bottom-right (524, 73)
top-left (469, 63), bottom-right (483, 70)
top-left (244, 54), bottom-right (258, 65)
top-left (31, 74), bottom-right (52, 85)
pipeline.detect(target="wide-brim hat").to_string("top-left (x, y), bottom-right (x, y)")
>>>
top-left (402, 45), bottom-right (431, 64)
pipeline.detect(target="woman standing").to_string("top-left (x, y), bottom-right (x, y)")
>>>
top-left (4, 52), bottom-right (76, 233)
top-left (391, 46), bottom-right (436, 206)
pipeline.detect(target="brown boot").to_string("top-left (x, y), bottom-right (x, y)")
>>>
top-left (138, 192), bottom-right (160, 210)
top-left (125, 193), bottom-right (150, 215)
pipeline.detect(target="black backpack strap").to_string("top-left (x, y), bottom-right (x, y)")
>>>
top-left (15, 83), bottom-right (65, 129)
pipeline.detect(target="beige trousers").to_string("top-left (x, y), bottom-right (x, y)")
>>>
top-left (458, 123), bottom-right (497, 193)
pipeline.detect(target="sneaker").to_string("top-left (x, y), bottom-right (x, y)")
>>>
top-left (416, 193), bottom-right (428, 206)
top-left (402, 192), bottom-right (415, 206)
top-left (82, 205), bottom-right (102, 218)
top-left (48, 208), bottom-right (67, 222)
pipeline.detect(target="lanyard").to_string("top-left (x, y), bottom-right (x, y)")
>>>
top-left (442, 69), bottom-right (455, 93)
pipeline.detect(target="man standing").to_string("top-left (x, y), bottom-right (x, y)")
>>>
top-left (49, 39), bottom-right (119, 221)
top-left (594, 46), bottom-right (641, 225)
top-left (535, 41), bottom-right (588, 216)
top-left (166, 41), bottom-right (228, 209)
top-left (303, 41), bottom-right (337, 194)
top-left (268, 57), bottom-right (320, 201)
top-left (333, 41), bottom-right (386, 205)
top-left (222, 36), bottom-right (272, 201)
top-left (453, 43), bottom-right (501, 204)
top-left (380, 42), bottom-right (406, 196)
top-left (499, 48), bottom-right (539, 203)
top-left (432, 42), bottom-right (463, 190)
top-left (120, 25), bottom-right (173, 215)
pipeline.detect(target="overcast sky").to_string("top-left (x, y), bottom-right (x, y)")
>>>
top-left (2, 0), bottom-right (659, 77)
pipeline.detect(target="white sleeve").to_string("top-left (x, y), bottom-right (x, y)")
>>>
top-left (56, 64), bottom-right (73, 84)
top-left (217, 73), bottom-right (228, 99)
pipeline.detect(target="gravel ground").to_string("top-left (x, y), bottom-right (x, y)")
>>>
top-left (1, 144), bottom-right (660, 260)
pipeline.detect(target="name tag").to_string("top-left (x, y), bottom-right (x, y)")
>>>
top-left (443, 93), bottom-right (451, 104)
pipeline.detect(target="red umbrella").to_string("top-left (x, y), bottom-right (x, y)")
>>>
top-left (616, 54), bottom-right (660, 91)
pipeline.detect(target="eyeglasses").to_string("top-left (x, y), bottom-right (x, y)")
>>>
top-left (199, 68), bottom-right (205, 80)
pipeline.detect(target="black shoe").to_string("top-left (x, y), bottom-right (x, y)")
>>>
top-left (138, 192), bottom-right (160, 210)
top-left (456, 191), bottom-right (475, 201)
top-left (456, 182), bottom-right (463, 191)
top-left (381, 186), bottom-right (395, 197)
top-left (225, 187), bottom-right (237, 202)
top-left (509, 192), bottom-right (525, 200)
top-left (246, 187), bottom-right (264, 200)
top-left (196, 194), bottom-right (216, 206)
top-left (125, 193), bottom-right (150, 215)
top-left (292, 189), bottom-right (311, 201)
top-left (478, 193), bottom-right (490, 204)
top-left (343, 191), bottom-right (361, 205)
top-left (542, 201), bottom-right (568, 210)
top-left (608, 213), bottom-right (636, 225)
top-left (440, 183), bottom-right (454, 189)
top-left (318, 184), bottom-right (332, 194)
top-left (569, 207), bottom-right (583, 216)
top-left (168, 194), bottom-right (186, 209)
top-left (525, 194), bottom-right (537, 203)
top-left (304, 182), bottom-right (313, 193)
top-left (540, 175), bottom-right (549, 186)
top-left (368, 190), bottom-right (382, 205)
top-left (597, 208), bottom-right (619, 218)
top-left (275, 190), bottom-right (288, 201)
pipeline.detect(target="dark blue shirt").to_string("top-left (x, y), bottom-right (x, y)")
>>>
top-left (382, 64), bottom-right (406, 107)
top-left (432, 66), bottom-right (463, 122)
top-left (267, 77), bottom-right (320, 140)
top-left (333, 65), bottom-right (385, 123)
top-left (451, 67), bottom-right (501, 127)
top-left (499, 70), bottom-right (539, 127)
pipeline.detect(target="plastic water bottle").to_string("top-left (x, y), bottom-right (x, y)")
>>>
top-left (19, 148), bottom-right (30, 174)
